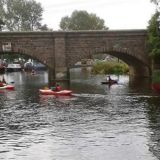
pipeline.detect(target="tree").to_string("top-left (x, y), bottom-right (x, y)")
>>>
top-left (39, 24), bottom-right (53, 31)
top-left (0, 19), bottom-right (5, 31)
top-left (0, 1), bottom-right (5, 31)
top-left (0, 0), bottom-right (50, 31)
top-left (151, 0), bottom-right (160, 5)
top-left (147, 12), bottom-right (160, 62)
top-left (60, 10), bottom-right (108, 31)
top-left (21, 0), bottom-right (43, 31)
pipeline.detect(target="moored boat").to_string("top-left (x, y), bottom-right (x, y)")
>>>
top-left (39, 89), bottom-right (72, 96)
top-left (6, 63), bottom-right (22, 72)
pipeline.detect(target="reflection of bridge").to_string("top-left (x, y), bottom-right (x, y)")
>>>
top-left (0, 30), bottom-right (151, 81)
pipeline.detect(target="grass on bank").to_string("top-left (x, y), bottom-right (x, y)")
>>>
top-left (91, 61), bottom-right (129, 75)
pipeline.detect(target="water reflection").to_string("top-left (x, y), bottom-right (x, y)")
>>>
top-left (0, 69), bottom-right (159, 160)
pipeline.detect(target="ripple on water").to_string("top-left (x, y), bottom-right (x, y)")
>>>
top-left (0, 74), bottom-right (159, 160)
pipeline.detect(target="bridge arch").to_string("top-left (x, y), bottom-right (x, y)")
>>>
top-left (67, 46), bottom-right (151, 77)
top-left (0, 51), bottom-right (50, 70)
top-left (90, 46), bottom-right (151, 77)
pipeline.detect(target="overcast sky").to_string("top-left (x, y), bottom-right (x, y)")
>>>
top-left (36, 0), bottom-right (156, 30)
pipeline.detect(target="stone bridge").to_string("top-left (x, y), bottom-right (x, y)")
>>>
top-left (0, 29), bottom-right (151, 81)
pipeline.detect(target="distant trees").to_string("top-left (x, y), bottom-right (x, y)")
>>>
top-left (0, 1), bottom-right (5, 31)
top-left (148, 0), bottom-right (160, 61)
top-left (60, 10), bottom-right (108, 31)
top-left (147, 12), bottom-right (160, 61)
top-left (0, 0), bottom-right (51, 31)
top-left (151, 0), bottom-right (160, 5)
top-left (0, 19), bottom-right (5, 31)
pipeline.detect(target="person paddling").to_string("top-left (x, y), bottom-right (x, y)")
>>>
top-left (0, 80), bottom-right (4, 87)
top-left (107, 76), bottom-right (112, 82)
top-left (107, 75), bottom-right (117, 84)
top-left (0, 75), bottom-right (6, 87)
top-left (50, 81), bottom-right (56, 91)
top-left (55, 84), bottom-right (62, 91)
top-left (2, 76), bottom-right (6, 84)
top-left (50, 82), bottom-right (62, 92)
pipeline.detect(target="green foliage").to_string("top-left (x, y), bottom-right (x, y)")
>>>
top-left (2, 53), bottom-right (29, 62)
top-left (91, 61), bottom-right (129, 75)
top-left (152, 70), bottom-right (160, 83)
top-left (150, 0), bottom-right (160, 5)
top-left (0, 19), bottom-right (5, 31)
top-left (147, 12), bottom-right (160, 59)
top-left (60, 10), bottom-right (108, 31)
top-left (0, 0), bottom-right (50, 31)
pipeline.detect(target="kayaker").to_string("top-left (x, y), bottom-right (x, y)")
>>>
top-left (2, 76), bottom-right (6, 84)
top-left (55, 84), bottom-right (62, 91)
top-left (51, 86), bottom-right (56, 91)
top-left (50, 81), bottom-right (56, 91)
top-left (107, 75), bottom-right (118, 84)
top-left (107, 76), bottom-right (112, 82)
top-left (0, 80), bottom-right (4, 87)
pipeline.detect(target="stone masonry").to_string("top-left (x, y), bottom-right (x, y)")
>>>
top-left (0, 30), bottom-right (151, 80)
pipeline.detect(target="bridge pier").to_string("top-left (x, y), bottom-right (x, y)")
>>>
top-left (48, 69), bottom-right (55, 85)
top-left (48, 37), bottom-right (70, 82)
top-left (48, 67), bottom-right (70, 85)
top-left (129, 65), bottom-right (151, 77)
top-left (55, 67), bottom-right (70, 81)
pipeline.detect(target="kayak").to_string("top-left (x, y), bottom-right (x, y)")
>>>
top-left (152, 83), bottom-right (160, 93)
top-left (39, 89), bottom-right (72, 96)
top-left (6, 85), bottom-right (15, 90)
top-left (101, 80), bottom-right (118, 85)
top-left (0, 84), bottom-right (15, 90)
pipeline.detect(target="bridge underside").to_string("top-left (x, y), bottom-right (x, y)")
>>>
top-left (97, 51), bottom-right (151, 77)
top-left (0, 49), bottom-right (151, 84)
top-left (48, 51), bottom-right (151, 82)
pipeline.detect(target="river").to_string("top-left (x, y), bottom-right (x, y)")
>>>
top-left (0, 68), bottom-right (160, 160)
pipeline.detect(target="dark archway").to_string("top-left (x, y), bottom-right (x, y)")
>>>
top-left (90, 47), bottom-right (151, 77)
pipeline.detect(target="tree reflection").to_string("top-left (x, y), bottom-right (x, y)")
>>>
top-left (146, 97), bottom-right (160, 159)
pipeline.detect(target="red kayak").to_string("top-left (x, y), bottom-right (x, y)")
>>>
top-left (0, 84), bottom-right (15, 90)
top-left (152, 83), bottom-right (160, 93)
top-left (39, 89), bottom-right (72, 96)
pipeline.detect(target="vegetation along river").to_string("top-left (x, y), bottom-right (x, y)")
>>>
top-left (0, 68), bottom-right (160, 160)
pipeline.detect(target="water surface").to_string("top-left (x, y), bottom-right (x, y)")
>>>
top-left (0, 69), bottom-right (160, 160)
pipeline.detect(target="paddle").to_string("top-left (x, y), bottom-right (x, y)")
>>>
top-left (10, 81), bottom-right (15, 84)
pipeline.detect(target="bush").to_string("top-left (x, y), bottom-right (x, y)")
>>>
top-left (152, 70), bottom-right (160, 83)
top-left (91, 61), bottom-right (129, 75)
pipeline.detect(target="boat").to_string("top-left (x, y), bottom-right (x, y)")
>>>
top-left (101, 80), bottom-right (118, 85)
top-left (6, 63), bottom-right (22, 72)
top-left (39, 89), bottom-right (72, 96)
top-left (0, 84), bottom-right (14, 90)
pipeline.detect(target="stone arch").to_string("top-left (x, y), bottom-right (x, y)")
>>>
top-left (0, 51), bottom-right (50, 70)
top-left (90, 46), bottom-right (151, 77)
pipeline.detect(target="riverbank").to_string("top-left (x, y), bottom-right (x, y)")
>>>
top-left (91, 61), bottom-right (129, 75)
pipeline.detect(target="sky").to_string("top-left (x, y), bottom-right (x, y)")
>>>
top-left (35, 0), bottom-right (156, 30)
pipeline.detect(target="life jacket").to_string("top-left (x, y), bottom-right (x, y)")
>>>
top-left (56, 86), bottom-right (62, 91)
top-left (0, 82), bottom-right (4, 87)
